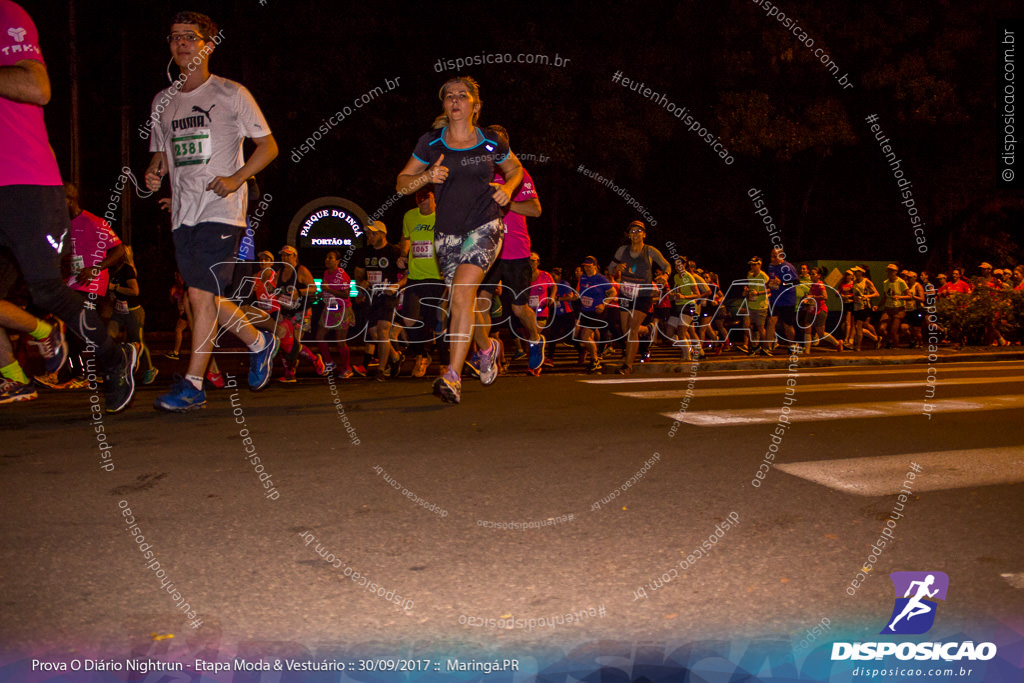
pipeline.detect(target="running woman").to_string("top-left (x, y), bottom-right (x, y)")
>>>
top-left (0, 0), bottom-right (135, 412)
top-left (315, 249), bottom-right (354, 378)
top-left (799, 266), bottom-right (842, 354)
top-left (396, 76), bottom-right (523, 403)
top-left (275, 245), bottom-right (325, 382)
top-left (850, 265), bottom-right (879, 351)
top-left (144, 11), bottom-right (279, 411)
top-left (476, 124), bottom-right (545, 375)
top-left (607, 220), bottom-right (669, 374)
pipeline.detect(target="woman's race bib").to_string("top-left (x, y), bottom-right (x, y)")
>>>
top-left (115, 299), bottom-right (129, 315)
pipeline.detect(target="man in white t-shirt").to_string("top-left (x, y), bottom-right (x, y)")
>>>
top-left (143, 11), bottom-right (279, 412)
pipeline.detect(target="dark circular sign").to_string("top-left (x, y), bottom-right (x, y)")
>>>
top-left (287, 196), bottom-right (369, 251)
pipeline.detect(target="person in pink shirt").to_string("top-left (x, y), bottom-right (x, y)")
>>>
top-left (315, 249), bottom-right (354, 378)
top-left (55, 182), bottom-right (125, 382)
top-left (0, 0), bottom-right (136, 411)
top-left (64, 182), bottom-right (124, 297)
top-left (475, 125), bottom-right (546, 374)
top-left (525, 252), bottom-right (556, 374)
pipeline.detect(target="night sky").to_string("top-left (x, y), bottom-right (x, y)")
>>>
top-left (27, 0), bottom-right (1023, 319)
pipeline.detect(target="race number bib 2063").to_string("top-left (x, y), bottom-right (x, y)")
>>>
top-left (172, 129), bottom-right (212, 166)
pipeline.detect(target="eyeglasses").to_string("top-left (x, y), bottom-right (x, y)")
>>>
top-left (167, 32), bottom-right (205, 43)
top-left (628, 229), bottom-right (644, 234)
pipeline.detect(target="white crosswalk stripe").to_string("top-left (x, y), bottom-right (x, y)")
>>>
top-left (660, 395), bottom-right (1024, 426)
top-left (774, 448), bottom-right (1024, 495)
top-left (1001, 573), bottom-right (1024, 590)
top-left (582, 360), bottom-right (1023, 385)
top-left (616, 376), bottom-right (1021, 399)
top-left (593, 360), bottom-right (1024, 495)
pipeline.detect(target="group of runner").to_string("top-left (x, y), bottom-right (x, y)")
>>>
top-left (3, 5), bottom-right (1019, 411)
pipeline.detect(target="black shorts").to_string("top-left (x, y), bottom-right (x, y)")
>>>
top-left (853, 308), bottom-right (871, 322)
top-left (400, 279), bottom-right (445, 320)
top-left (622, 295), bottom-right (654, 315)
top-left (577, 309), bottom-right (609, 331)
top-left (0, 185), bottom-right (69, 287)
top-left (481, 257), bottom-right (532, 306)
top-left (172, 222), bottom-right (243, 296)
top-left (775, 306), bottom-right (798, 328)
top-left (368, 292), bottom-right (399, 325)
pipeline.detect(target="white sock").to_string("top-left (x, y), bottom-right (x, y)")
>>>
top-left (248, 333), bottom-right (267, 353)
top-left (185, 374), bottom-right (203, 390)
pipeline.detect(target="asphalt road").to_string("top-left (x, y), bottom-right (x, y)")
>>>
top-left (1, 357), bottom-right (1022, 668)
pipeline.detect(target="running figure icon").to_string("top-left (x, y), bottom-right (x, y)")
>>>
top-left (888, 574), bottom-right (938, 631)
top-left (881, 571), bottom-right (949, 635)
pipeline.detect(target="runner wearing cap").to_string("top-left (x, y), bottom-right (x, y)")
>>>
top-left (976, 262), bottom-right (993, 289)
top-left (607, 220), bottom-right (669, 374)
top-left (395, 76), bottom-right (523, 403)
top-left (878, 264), bottom-right (909, 348)
top-left (275, 245), bottom-right (326, 381)
top-left (354, 221), bottom-right (405, 382)
top-left (937, 268), bottom-right (971, 296)
top-left (850, 265), bottom-right (879, 351)
top-left (740, 256), bottom-right (770, 355)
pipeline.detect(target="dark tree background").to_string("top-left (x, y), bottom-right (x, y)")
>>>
top-left (29, 0), bottom-right (1022, 323)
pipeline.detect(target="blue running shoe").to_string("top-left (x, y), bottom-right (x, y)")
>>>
top-left (464, 352), bottom-right (481, 379)
top-left (248, 330), bottom-right (279, 391)
top-left (528, 335), bottom-right (545, 371)
top-left (154, 375), bottom-right (206, 412)
top-left (479, 338), bottom-right (502, 386)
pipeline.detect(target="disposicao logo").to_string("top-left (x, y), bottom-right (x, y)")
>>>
top-left (832, 571), bottom-right (997, 662)
top-left (881, 571), bottom-right (948, 635)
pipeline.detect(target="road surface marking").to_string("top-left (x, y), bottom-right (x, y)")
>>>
top-left (584, 361), bottom-right (1021, 385)
top-left (773, 448), bottom-right (1024, 495)
top-left (661, 395), bottom-right (1024, 425)
top-left (1001, 573), bottom-right (1024, 590)
top-left (617, 376), bottom-right (1021, 399)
